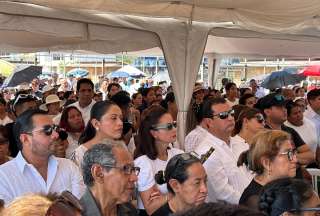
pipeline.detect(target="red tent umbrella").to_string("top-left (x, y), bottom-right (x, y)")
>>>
top-left (299, 65), bottom-right (320, 76)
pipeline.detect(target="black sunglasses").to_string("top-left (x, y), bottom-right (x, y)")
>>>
top-left (151, 121), bottom-right (177, 130)
top-left (27, 124), bottom-right (60, 136)
top-left (213, 109), bottom-right (235, 120)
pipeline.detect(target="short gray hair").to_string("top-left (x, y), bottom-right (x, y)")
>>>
top-left (81, 139), bottom-right (126, 187)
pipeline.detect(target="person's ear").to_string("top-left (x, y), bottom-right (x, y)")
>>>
top-left (168, 179), bottom-right (181, 194)
top-left (264, 108), bottom-right (271, 117)
top-left (91, 119), bottom-right (100, 130)
top-left (150, 129), bottom-right (158, 139)
top-left (91, 165), bottom-right (105, 184)
top-left (20, 133), bottom-right (31, 147)
top-left (260, 156), bottom-right (271, 174)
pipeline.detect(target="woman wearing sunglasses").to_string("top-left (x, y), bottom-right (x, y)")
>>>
top-left (151, 153), bottom-right (208, 216)
top-left (71, 100), bottom-right (123, 167)
top-left (59, 106), bottom-right (85, 159)
top-left (134, 105), bottom-right (184, 216)
top-left (232, 107), bottom-right (265, 160)
top-left (238, 130), bottom-right (298, 210)
top-left (259, 177), bottom-right (320, 216)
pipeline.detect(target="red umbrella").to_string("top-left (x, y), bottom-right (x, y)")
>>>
top-left (299, 65), bottom-right (320, 76)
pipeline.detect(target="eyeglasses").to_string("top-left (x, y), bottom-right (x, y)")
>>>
top-left (13, 94), bottom-right (36, 108)
top-left (288, 207), bottom-right (320, 215)
top-left (103, 164), bottom-right (140, 176)
top-left (151, 121), bottom-right (177, 130)
top-left (278, 148), bottom-right (298, 161)
top-left (255, 114), bottom-right (265, 124)
top-left (27, 124), bottom-right (60, 136)
top-left (45, 190), bottom-right (83, 216)
top-left (213, 109), bottom-right (235, 120)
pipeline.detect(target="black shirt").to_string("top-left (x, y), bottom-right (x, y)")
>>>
top-left (265, 124), bottom-right (305, 148)
top-left (151, 202), bottom-right (173, 216)
top-left (239, 179), bottom-right (263, 210)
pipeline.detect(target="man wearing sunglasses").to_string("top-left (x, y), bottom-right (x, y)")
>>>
top-left (194, 98), bottom-right (251, 204)
top-left (0, 109), bottom-right (85, 205)
top-left (257, 93), bottom-right (314, 167)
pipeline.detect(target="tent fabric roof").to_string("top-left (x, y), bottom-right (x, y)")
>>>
top-left (3, 0), bottom-right (320, 147)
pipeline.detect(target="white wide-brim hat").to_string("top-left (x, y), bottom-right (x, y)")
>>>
top-left (39, 94), bottom-right (64, 111)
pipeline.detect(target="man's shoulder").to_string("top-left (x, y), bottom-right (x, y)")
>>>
top-left (0, 159), bottom-right (17, 173)
top-left (55, 157), bottom-right (78, 170)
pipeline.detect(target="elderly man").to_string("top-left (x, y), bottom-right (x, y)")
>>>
top-left (194, 98), bottom-right (250, 204)
top-left (0, 109), bottom-right (85, 205)
top-left (80, 142), bottom-right (139, 216)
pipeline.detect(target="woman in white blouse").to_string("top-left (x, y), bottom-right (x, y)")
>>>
top-left (134, 105), bottom-right (183, 216)
top-left (59, 106), bottom-right (85, 159)
top-left (71, 100), bottom-right (123, 166)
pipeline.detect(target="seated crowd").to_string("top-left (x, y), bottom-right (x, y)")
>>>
top-left (0, 76), bottom-right (320, 216)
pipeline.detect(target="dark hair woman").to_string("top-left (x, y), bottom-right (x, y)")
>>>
top-left (134, 105), bottom-right (183, 216)
top-left (259, 178), bottom-right (320, 216)
top-left (151, 153), bottom-right (207, 216)
top-left (71, 101), bottom-right (123, 167)
top-left (232, 107), bottom-right (265, 159)
top-left (59, 106), bottom-right (85, 159)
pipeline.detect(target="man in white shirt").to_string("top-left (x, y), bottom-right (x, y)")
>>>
top-left (225, 82), bottom-right (239, 107)
top-left (285, 100), bottom-right (318, 153)
top-left (304, 89), bottom-right (320, 140)
top-left (185, 117), bottom-right (208, 153)
top-left (69, 78), bottom-right (96, 125)
top-left (0, 109), bottom-right (85, 205)
top-left (194, 98), bottom-right (250, 204)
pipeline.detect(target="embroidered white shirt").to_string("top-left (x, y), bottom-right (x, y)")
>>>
top-left (134, 148), bottom-right (184, 210)
top-left (0, 152), bottom-right (85, 205)
top-left (195, 131), bottom-right (251, 204)
top-left (185, 126), bottom-right (207, 152)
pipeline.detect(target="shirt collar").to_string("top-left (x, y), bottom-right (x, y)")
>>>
top-left (15, 151), bottom-right (58, 174)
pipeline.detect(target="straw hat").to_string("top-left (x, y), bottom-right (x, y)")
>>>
top-left (39, 94), bottom-right (64, 111)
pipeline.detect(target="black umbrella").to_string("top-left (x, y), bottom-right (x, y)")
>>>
top-left (261, 68), bottom-right (306, 89)
top-left (2, 65), bottom-right (42, 87)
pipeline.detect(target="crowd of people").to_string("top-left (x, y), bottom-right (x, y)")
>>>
top-left (0, 75), bottom-right (320, 215)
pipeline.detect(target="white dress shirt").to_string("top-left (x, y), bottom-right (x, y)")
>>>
top-left (0, 152), bottom-right (85, 205)
top-left (304, 106), bottom-right (320, 145)
top-left (285, 118), bottom-right (319, 152)
top-left (195, 131), bottom-right (251, 204)
top-left (185, 126), bottom-right (207, 152)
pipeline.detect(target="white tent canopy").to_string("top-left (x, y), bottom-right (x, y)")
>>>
top-left (2, 0), bottom-right (320, 147)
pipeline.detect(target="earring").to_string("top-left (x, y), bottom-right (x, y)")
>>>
top-left (95, 127), bottom-right (99, 131)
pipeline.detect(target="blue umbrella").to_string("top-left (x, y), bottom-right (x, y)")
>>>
top-left (67, 68), bottom-right (88, 78)
top-left (261, 68), bottom-right (306, 89)
top-left (108, 71), bottom-right (130, 78)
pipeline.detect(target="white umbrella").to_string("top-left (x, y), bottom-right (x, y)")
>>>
top-left (116, 65), bottom-right (145, 77)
